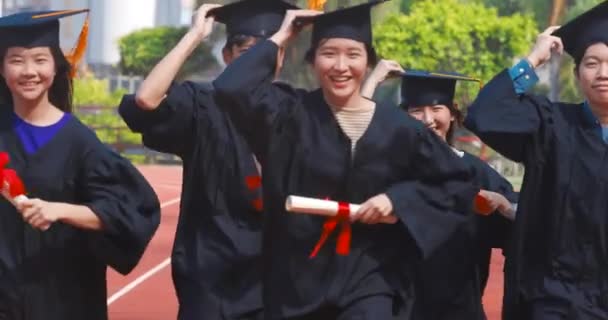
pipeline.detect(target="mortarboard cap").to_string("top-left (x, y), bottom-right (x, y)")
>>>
top-left (295, 0), bottom-right (388, 46)
top-left (399, 70), bottom-right (480, 108)
top-left (0, 9), bottom-right (88, 49)
top-left (208, 0), bottom-right (299, 38)
top-left (0, 9), bottom-right (89, 78)
top-left (552, 1), bottom-right (608, 62)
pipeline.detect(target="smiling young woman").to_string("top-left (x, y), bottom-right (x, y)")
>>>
top-left (212, 1), bottom-right (477, 319)
top-left (363, 65), bottom-right (518, 319)
top-left (0, 9), bottom-right (160, 320)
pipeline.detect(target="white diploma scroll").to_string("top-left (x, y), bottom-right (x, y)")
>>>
top-left (285, 195), bottom-right (398, 224)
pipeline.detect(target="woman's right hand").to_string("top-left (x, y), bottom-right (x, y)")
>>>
top-left (191, 3), bottom-right (222, 40)
top-left (526, 26), bottom-right (563, 68)
top-left (361, 59), bottom-right (403, 98)
top-left (270, 9), bottom-right (323, 47)
top-left (368, 59), bottom-right (404, 84)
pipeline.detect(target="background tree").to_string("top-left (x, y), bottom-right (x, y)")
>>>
top-left (117, 26), bottom-right (219, 80)
top-left (73, 76), bottom-right (142, 160)
top-left (373, 0), bottom-right (537, 103)
top-left (73, 75), bottom-right (126, 108)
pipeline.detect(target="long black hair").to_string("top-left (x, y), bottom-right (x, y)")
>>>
top-left (0, 45), bottom-right (73, 112)
top-left (446, 104), bottom-right (463, 146)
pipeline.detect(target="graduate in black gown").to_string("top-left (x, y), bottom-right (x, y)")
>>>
top-left (362, 64), bottom-right (517, 319)
top-left (118, 1), bottom-right (297, 319)
top-left (0, 9), bottom-right (160, 320)
top-left (464, 2), bottom-right (608, 319)
top-left (213, 2), bottom-right (477, 319)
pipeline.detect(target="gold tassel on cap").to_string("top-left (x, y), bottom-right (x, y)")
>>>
top-left (65, 13), bottom-right (89, 79)
top-left (308, 0), bottom-right (326, 11)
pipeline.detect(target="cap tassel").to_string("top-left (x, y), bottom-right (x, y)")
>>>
top-left (308, 0), bottom-right (326, 11)
top-left (65, 13), bottom-right (89, 79)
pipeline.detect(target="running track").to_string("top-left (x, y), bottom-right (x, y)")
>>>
top-left (107, 165), bottom-right (505, 319)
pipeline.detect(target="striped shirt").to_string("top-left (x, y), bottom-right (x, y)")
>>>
top-left (332, 106), bottom-right (375, 156)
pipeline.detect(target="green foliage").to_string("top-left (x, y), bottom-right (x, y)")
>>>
top-left (118, 26), bottom-right (218, 79)
top-left (374, 0), bottom-right (537, 104)
top-left (400, 0), bottom-right (415, 12)
top-left (476, 0), bottom-right (549, 27)
top-left (558, 57), bottom-right (582, 103)
top-left (562, 0), bottom-right (604, 22)
top-left (73, 75), bottom-right (126, 107)
top-left (76, 112), bottom-right (141, 147)
top-left (72, 76), bottom-right (140, 150)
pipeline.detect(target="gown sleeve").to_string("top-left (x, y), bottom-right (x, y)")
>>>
top-left (213, 40), bottom-right (300, 162)
top-left (385, 127), bottom-right (477, 259)
top-left (463, 70), bottom-right (555, 162)
top-left (78, 142), bottom-right (161, 275)
top-left (118, 81), bottom-right (211, 156)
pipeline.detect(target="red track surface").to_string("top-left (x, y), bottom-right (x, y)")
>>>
top-left (107, 165), bottom-right (505, 319)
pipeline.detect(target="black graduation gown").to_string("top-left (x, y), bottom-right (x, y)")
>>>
top-left (0, 108), bottom-right (160, 320)
top-left (412, 151), bottom-right (516, 320)
top-left (119, 82), bottom-right (265, 319)
top-left (465, 70), bottom-right (608, 319)
top-left (212, 40), bottom-right (478, 319)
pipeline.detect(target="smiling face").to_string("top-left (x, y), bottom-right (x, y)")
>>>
top-left (407, 104), bottom-right (454, 142)
top-left (576, 42), bottom-right (608, 108)
top-left (2, 46), bottom-right (55, 105)
top-left (312, 38), bottom-right (369, 106)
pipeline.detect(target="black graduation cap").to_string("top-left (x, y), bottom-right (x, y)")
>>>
top-left (399, 70), bottom-right (480, 108)
top-left (296, 0), bottom-right (388, 46)
top-left (552, 1), bottom-right (608, 61)
top-left (208, 0), bottom-right (299, 38)
top-left (0, 9), bottom-right (88, 49)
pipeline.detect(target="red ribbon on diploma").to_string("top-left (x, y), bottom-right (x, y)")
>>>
top-left (0, 152), bottom-right (26, 198)
top-left (474, 192), bottom-right (493, 216)
top-left (309, 201), bottom-right (352, 258)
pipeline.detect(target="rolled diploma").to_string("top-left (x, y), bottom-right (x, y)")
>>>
top-left (285, 195), bottom-right (398, 224)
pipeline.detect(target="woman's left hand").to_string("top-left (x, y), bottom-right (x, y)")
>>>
top-left (17, 198), bottom-right (61, 231)
top-left (352, 193), bottom-right (395, 224)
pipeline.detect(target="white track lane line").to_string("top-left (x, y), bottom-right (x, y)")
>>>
top-left (106, 196), bottom-right (180, 305)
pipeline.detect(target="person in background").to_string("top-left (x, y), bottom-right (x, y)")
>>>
top-left (119, 1), bottom-right (297, 319)
top-left (362, 63), bottom-right (517, 319)
top-left (464, 1), bottom-right (608, 318)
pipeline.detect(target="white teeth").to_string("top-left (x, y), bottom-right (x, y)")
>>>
top-left (330, 77), bottom-right (350, 82)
